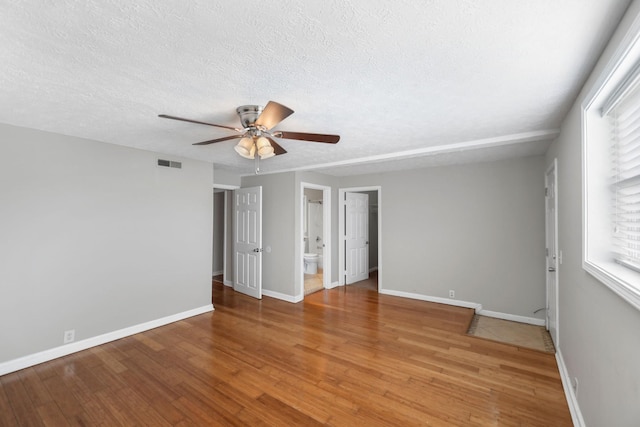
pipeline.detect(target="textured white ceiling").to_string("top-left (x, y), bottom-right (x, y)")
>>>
top-left (0, 0), bottom-right (631, 176)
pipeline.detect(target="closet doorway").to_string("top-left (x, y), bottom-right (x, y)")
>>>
top-left (212, 185), bottom-right (238, 287)
top-left (339, 186), bottom-right (381, 291)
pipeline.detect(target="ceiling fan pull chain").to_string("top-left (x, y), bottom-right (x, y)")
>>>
top-left (254, 152), bottom-right (260, 174)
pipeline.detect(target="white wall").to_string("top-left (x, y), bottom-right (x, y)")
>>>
top-left (545, 1), bottom-right (640, 424)
top-left (340, 156), bottom-right (546, 318)
top-left (0, 124), bottom-right (213, 364)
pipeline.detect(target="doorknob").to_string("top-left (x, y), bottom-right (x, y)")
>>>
top-left (252, 248), bottom-right (263, 253)
top-left (548, 267), bottom-right (556, 272)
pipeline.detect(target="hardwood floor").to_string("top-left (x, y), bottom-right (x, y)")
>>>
top-left (0, 282), bottom-right (572, 426)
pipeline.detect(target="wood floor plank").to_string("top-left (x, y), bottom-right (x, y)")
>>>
top-left (1, 374), bottom-right (46, 427)
top-left (40, 373), bottom-right (85, 423)
top-left (70, 395), bottom-right (121, 427)
top-left (36, 401), bottom-right (71, 427)
top-left (0, 281), bottom-right (573, 425)
top-left (17, 367), bottom-right (54, 407)
top-left (112, 386), bottom-right (175, 427)
top-left (0, 378), bottom-right (22, 426)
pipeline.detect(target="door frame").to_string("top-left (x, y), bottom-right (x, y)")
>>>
top-left (545, 159), bottom-right (559, 347)
top-left (339, 186), bottom-right (382, 290)
top-left (299, 182), bottom-right (332, 300)
top-left (213, 184), bottom-right (239, 287)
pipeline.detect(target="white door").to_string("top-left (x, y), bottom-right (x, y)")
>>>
top-left (345, 192), bottom-right (369, 284)
top-left (234, 186), bottom-right (262, 299)
top-left (545, 161), bottom-right (558, 346)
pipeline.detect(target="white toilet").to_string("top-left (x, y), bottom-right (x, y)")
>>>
top-left (304, 253), bottom-right (318, 274)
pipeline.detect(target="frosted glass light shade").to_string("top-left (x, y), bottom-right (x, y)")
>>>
top-left (260, 151), bottom-right (276, 159)
top-left (256, 136), bottom-right (275, 159)
top-left (234, 137), bottom-right (255, 159)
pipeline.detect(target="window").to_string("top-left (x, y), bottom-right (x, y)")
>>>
top-left (609, 80), bottom-right (640, 273)
top-left (583, 18), bottom-right (640, 311)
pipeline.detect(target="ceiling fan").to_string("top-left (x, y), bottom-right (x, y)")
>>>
top-left (159, 101), bottom-right (340, 160)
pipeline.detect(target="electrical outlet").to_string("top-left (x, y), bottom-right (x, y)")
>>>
top-left (63, 329), bottom-right (75, 344)
top-left (449, 290), bottom-right (455, 298)
top-left (572, 377), bottom-right (579, 396)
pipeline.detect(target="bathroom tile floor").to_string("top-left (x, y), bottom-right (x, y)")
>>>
top-left (304, 270), bottom-right (380, 296)
top-left (304, 269), bottom-right (324, 295)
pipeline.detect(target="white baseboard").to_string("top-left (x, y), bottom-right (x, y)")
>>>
top-left (262, 289), bottom-right (303, 303)
top-left (223, 280), bottom-right (233, 287)
top-left (477, 309), bottom-right (546, 326)
top-left (556, 350), bottom-right (585, 427)
top-left (378, 289), bottom-right (545, 326)
top-left (0, 304), bottom-right (214, 376)
top-left (379, 289), bottom-right (481, 310)
top-left (325, 281), bottom-right (341, 290)
top-left (369, 266), bottom-right (379, 273)
top-left (212, 270), bottom-right (223, 276)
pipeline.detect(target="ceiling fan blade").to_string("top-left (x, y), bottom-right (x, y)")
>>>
top-left (266, 137), bottom-right (287, 155)
top-left (159, 114), bottom-right (240, 132)
top-left (275, 131), bottom-right (340, 144)
top-left (193, 135), bottom-right (242, 145)
top-left (255, 101), bottom-right (294, 130)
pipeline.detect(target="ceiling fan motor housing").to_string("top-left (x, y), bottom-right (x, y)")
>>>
top-left (236, 105), bottom-right (264, 129)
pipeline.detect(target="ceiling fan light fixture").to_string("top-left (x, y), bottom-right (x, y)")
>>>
top-left (259, 151), bottom-right (276, 159)
top-left (256, 136), bottom-right (274, 159)
top-left (234, 137), bottom-right (255, 159)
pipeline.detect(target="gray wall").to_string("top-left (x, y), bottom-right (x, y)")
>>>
top-left (0, 124), bottom-right (213, 363)
top-left (213, 168), bottom-right (241, 188)
top-left (545, 1), bottom-right (640, 424)
top-left (340, 156), bottom-right (546, 318)
top-left (243, 158), bottom-right (544, 315)
top-left (242, 172), bottom-right (296, 296)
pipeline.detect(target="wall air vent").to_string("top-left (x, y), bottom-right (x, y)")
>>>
top-left (157, 159), bottom-right (182, 169)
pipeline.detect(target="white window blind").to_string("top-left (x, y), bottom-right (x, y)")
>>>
top-left (583, 19), bottom-right (640, 311)
top-left (610, 81), bottom-right (640, 272)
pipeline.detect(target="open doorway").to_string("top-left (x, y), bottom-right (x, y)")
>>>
top-left (300, 182), bottom-right (331, 298)
top-left (212, 185), bottom-right (238, 287)
top-left (339, 186), bottom-right (381, 291)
